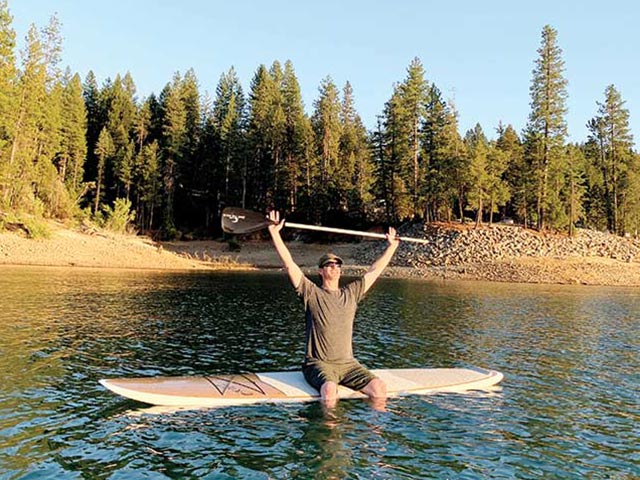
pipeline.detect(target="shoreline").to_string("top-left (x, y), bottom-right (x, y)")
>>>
top-left (2, 222), bottom-right (640, 286)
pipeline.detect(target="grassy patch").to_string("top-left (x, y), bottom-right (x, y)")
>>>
top-left (0, 212), bottom-right (52, 239)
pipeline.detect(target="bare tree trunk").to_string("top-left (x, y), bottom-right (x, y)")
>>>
top-left (475, 198), bottom-right (483, 228)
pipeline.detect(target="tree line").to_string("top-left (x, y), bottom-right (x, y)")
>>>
top-left (1, 3), bottom-right (638, 239)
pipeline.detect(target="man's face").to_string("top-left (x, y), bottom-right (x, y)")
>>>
top-left (320, 261), bottom-right (342, 282)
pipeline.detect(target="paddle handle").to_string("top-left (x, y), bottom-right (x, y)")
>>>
top-left (285, 222), bottom-right (429, 244)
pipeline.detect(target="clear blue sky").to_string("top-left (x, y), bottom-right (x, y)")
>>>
top-left (9, 0), bottom-right (640, 144)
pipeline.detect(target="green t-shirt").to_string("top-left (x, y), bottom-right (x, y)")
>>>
top-left (295, 276), bottom-right (366, 364)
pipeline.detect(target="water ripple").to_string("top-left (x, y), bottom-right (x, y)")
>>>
top-left (0, 269), bottom-right (638, 479)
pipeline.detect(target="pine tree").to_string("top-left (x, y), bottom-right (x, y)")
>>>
top-left (212, 66), bottom-right (245, 214)
top-left (622, 152), bottom-right (640, 236)
top-left (159, 73), bottom-right (186, 236)
top-left (563, 143), bottom-right (586, 236)
top-left (497, 124), bottom-right (528, 225)
top-left (464, 124), bottom-right (491, 226)
top-left (422, 85), bottom-right (463, 222)
top-left (6, 17), bottom-right (65, 214)
top-left (198, 91), bottom-right (217, 226)
top-left (311, 76), bottom-right (342, 221)
top-left (268, 61), bottom-right (286, 207)
top-left (133, 97), bottom-right (151, 152)
top-left (0, 12), bottom-right (81, 217)
top-left (172, 68), bottom-right (202, 229)
top-left (281, 60), bottom-right (309, 213)
top-left (544, 144), bottom-right (586, 233)
top-left (39, 13), bottom-right (62, 87)
top-left (376, 88), bottom-right (412, 222)
top-left (371, 115), bottom-right (389, 221)
top-left (0, 0), bottom-right (16, 205)
top-left (6, 24), bottom-right (46, 208)
top-left (94, 126), bottom-right (114, 214)
top-left (397, 57), bottom-right (428, 217)
top-left (586, 85), bottom-right (634, 234)
top-left (339, 81), bottom-right (372, 218)
top-left (247, 64), bottom-right (276, 209)
top-left (135, 140), bottom-right (161, 230)
top-left (181, 68), bottom-right (201, 162)
top-left (130, 98), bottom-right (152, 229)
top-left (524, 25), bottom-right (568, 230)
top-left (0, 0), bottom-right (15, 144)
top-left (103, 73), bottom-right (137, 200)
top-left (34, 16), bottom-right (64, 204)
top-left (82, 71), bottom-right (104, 190)
top-left (58, 70), bottom-right (87, 193)
top-left (579, 138), bottom-right (608, 231)
top-left (485, 141), bottom-right (510, 225)
top-left (374, 59), bottom-right (432, 223)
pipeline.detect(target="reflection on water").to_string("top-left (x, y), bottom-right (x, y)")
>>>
top-left (0, 266), bottom-right (638, 478)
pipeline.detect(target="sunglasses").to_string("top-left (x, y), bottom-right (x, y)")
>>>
top-left (323, 262), bottom-right (342, 268)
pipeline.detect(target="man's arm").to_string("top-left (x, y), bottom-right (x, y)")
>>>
top-left (268, 211), bottom-right (304, 288)
top-left (363, 227), bottom-right (400, 293)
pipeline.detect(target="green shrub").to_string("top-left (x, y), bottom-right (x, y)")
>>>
top-left (0, 211), bottom-right (51, 239)
top-left (22, 216), bottom-right (51, 239)
top-left (100, 198), bottom-right (136, 233)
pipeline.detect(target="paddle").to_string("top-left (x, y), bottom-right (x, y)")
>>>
top-left (221, 207), bottom-right (430, 244)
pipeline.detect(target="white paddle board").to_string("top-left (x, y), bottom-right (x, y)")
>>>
top-left (100, 367), bottom-right (503, 407)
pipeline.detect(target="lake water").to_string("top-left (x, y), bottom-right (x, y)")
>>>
top-left (0, 266), bottom-right (638, 479)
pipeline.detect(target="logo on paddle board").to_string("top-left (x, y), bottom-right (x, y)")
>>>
top-left (223, 213), bottom-right (245, 223)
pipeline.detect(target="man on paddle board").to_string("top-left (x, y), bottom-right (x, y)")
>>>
top-left (268, 210), bottom-right (400, 408)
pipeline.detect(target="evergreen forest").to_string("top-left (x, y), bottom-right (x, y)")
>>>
top-left (1, 2), bottom-right (638, 239)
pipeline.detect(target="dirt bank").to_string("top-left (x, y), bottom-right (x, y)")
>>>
top-left (0, 223), bottom-right (210, 271)
top-left (0, 221), bottom-right (357, 273)
top-left (1, 221), bottom-right (639, 286)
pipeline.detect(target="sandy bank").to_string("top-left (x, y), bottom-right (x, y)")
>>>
top-left (0, 222), bottom-right (358, 273)
top-left (1, 222), bottom-right (640, 286)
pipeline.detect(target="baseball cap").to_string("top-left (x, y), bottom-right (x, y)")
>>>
top-left (318, 253), bottom-right (344, 268)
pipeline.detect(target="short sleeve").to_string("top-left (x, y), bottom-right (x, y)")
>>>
top-left (345, 277), bottom-right (366, 303)
top-left (295, 275), bottom-right (314, 299)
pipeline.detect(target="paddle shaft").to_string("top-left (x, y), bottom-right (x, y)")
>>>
top-left (284, 221), bottom-right (430, 244)
top-left (221, 207), bottom-right (429, 244)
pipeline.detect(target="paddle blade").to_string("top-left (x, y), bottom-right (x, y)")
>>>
top-left (221, 208), bottom-right (274, 234)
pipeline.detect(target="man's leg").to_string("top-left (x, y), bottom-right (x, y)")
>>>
top-left (304, 362), bottom-right (340, 408)
top-left (320, 381), bottom-right (338, 408)
top-left (360, 377), bottom-right (387, 398)
top-left (361, 378), bottom-right (387, 411)
top-left (341, 362), bottom-right (387, 410)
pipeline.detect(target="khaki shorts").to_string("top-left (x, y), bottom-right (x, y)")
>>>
top-left (302, 359), bottom-right (376, 392)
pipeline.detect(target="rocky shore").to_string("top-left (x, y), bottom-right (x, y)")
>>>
top-left (1, 220), bottom-right (640, 286)
top-left (355, 222), bottom-right (640, 285)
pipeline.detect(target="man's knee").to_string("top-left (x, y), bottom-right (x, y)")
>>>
top-left (320, 381), bottom-right (338, 408)
top-left (321, 381), bottom-right (338, 399)
top-left (364, 377), bottom-right (387, 398)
